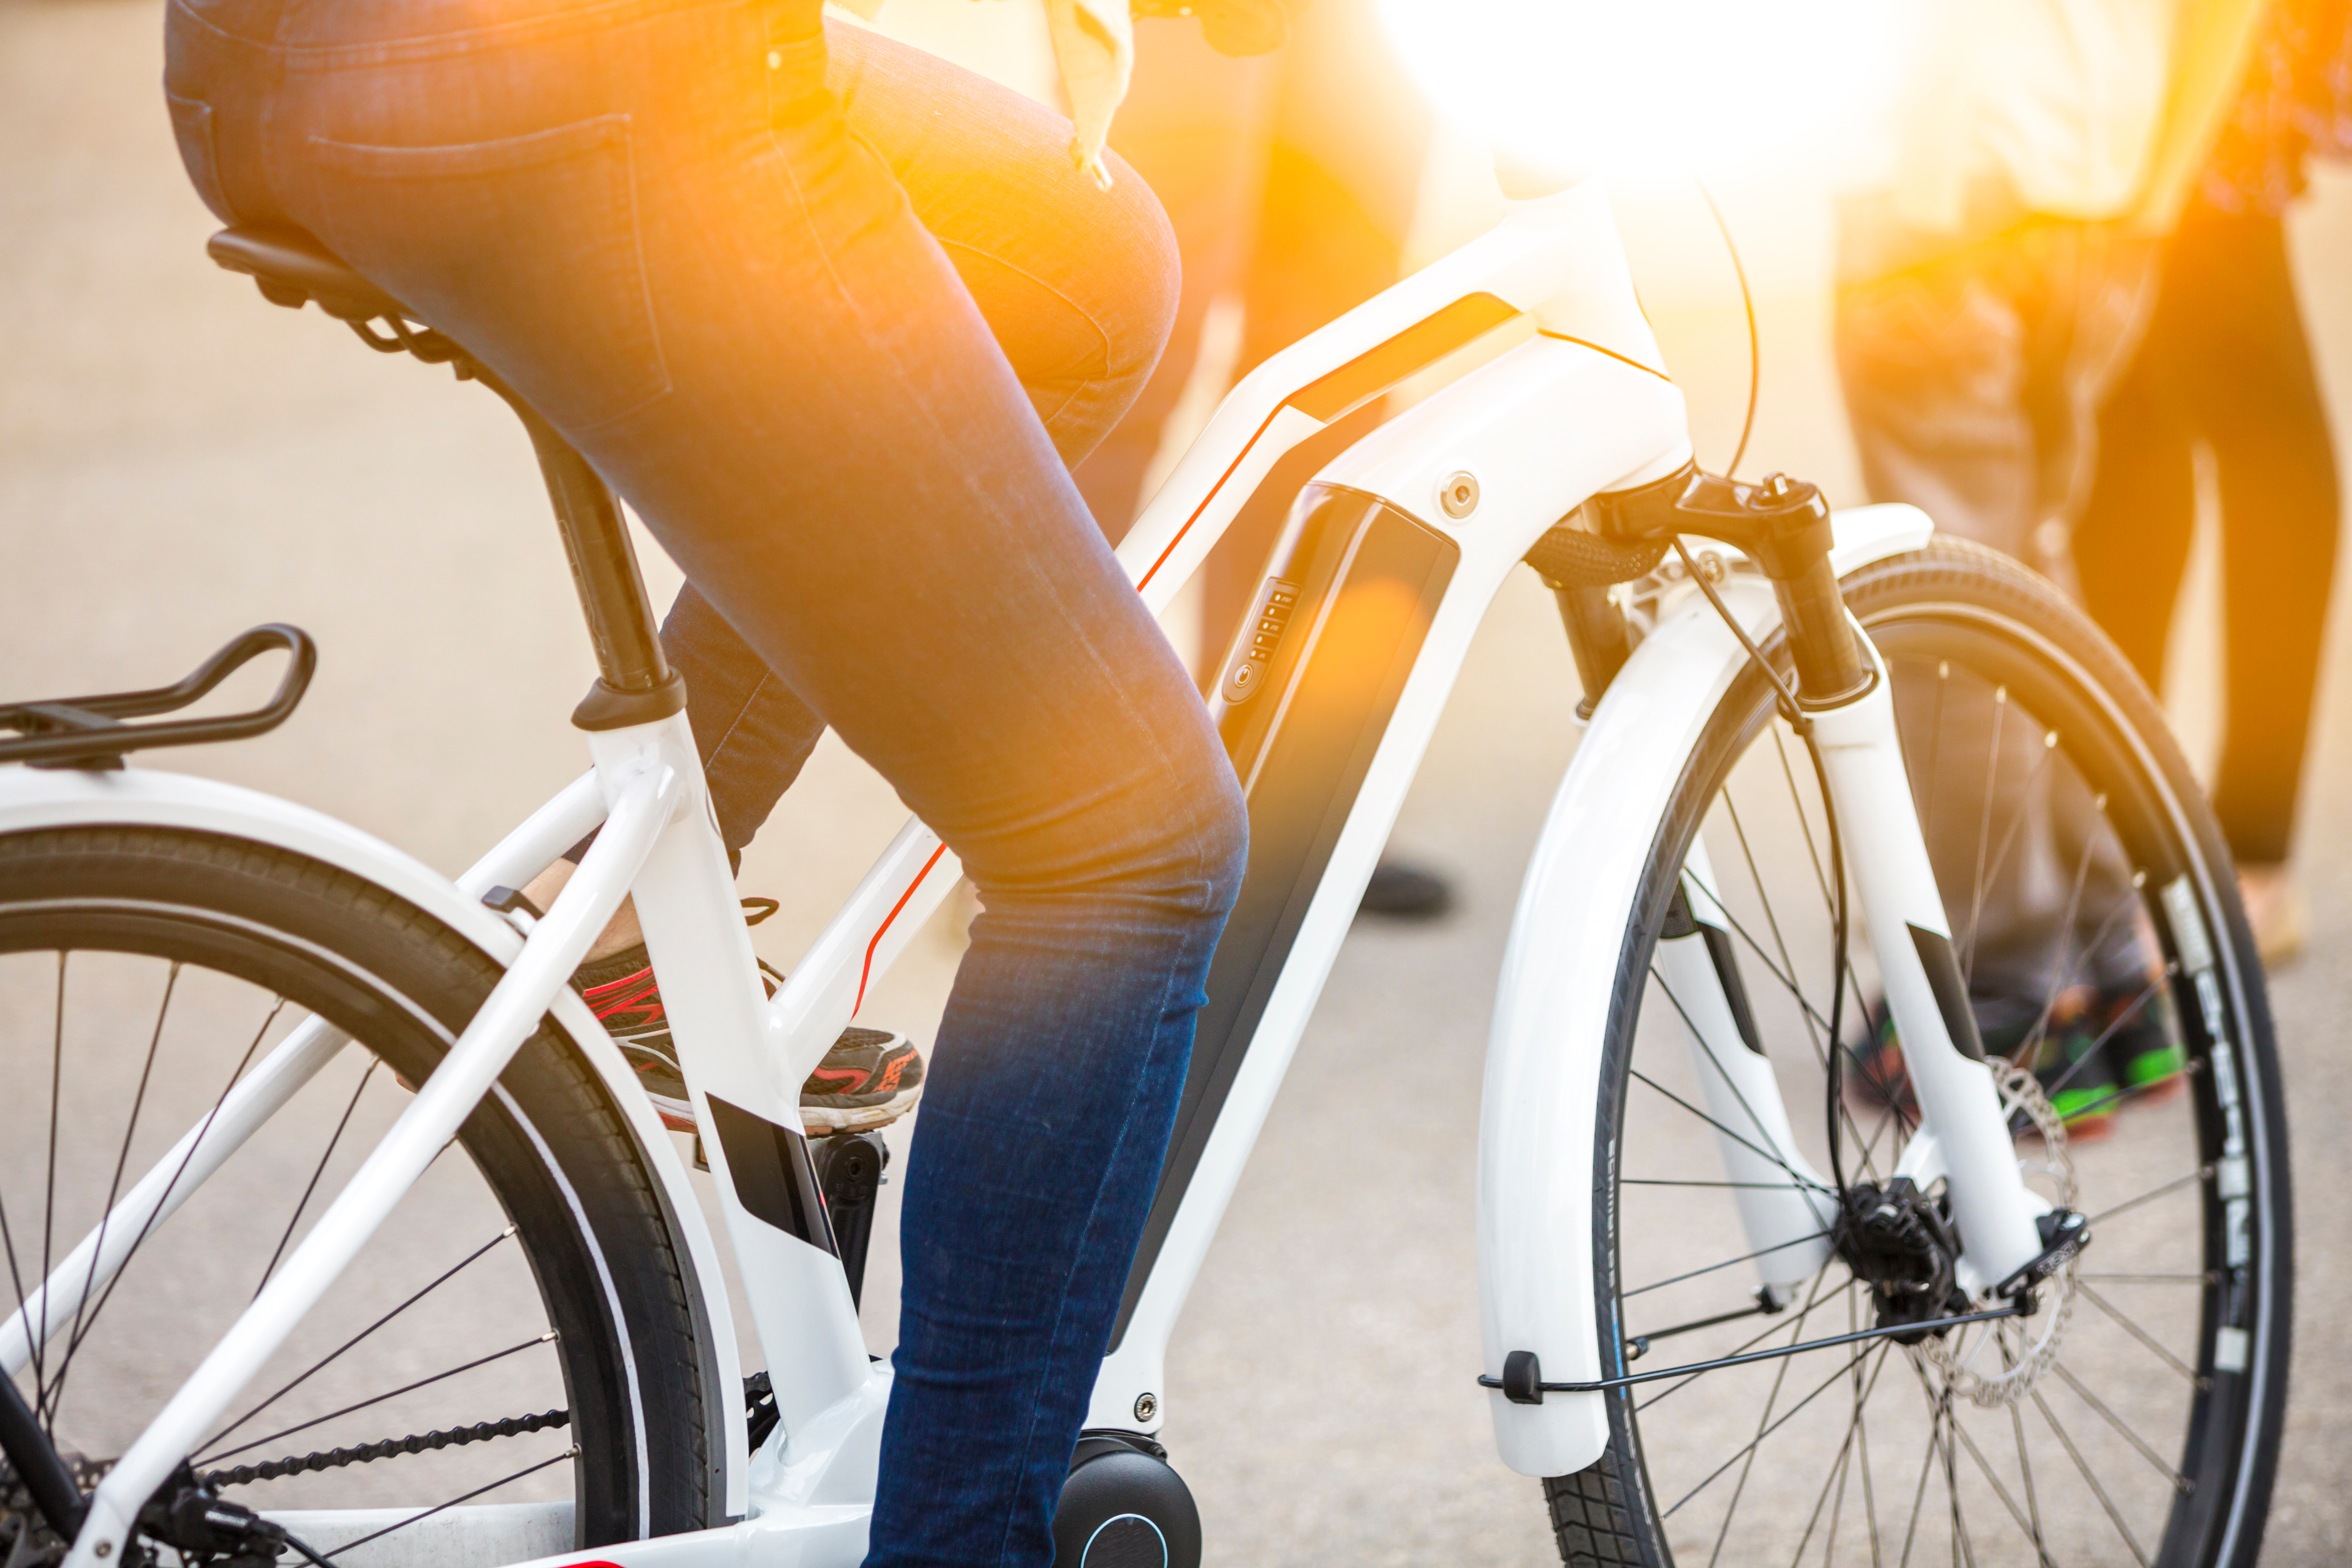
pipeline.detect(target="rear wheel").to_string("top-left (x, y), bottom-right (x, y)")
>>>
top-left (1548, 540), bottom-right (2291, 1567)
top-left (0, 826), bottom-right (720, 1566)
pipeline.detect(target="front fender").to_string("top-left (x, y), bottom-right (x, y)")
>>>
top-left (0, 764), bottom-right (747, 1516)
top-left (1478, 504), bottom-right (1932, 1477)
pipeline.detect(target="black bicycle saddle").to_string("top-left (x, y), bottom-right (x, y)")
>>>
top-left (207, 225), bottom-right (411, 324)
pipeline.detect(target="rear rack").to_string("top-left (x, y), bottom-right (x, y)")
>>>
top-left (0, 624), bottom-right (316, 770)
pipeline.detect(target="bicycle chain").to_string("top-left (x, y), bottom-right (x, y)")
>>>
top-left (200, 1408), bottom-right (570, 1489)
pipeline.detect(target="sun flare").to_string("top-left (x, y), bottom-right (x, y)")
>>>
top-left (1372, 0), bottom-right (1920, 182)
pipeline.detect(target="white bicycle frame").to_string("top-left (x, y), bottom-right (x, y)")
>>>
top-left (4, 175), bottom-right (2054, 1568)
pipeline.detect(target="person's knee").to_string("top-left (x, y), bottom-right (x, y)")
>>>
top-left (1171, 742), bottom-right (1249, 921)
top-left (1069, 722), bottom-right (1248, 927)
top-left (1093, 147), bottom-right (1183, 392)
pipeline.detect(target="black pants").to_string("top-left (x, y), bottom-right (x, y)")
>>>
top-left (2074, 209), bottom-right (2341, 865)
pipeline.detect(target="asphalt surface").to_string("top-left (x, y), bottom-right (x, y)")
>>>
top-left (4, 0), bottom-right (2350, 1560)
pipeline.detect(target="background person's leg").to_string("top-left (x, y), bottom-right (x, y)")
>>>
top-left (2073, 304), bottom-right (2198, 693)
top-left (2175, 210), bottom-right (2342, 870)
top-left (259, 7), bottom-right (1244, 1561)
top-left (1838, 221), bottom-right (2149, 1111)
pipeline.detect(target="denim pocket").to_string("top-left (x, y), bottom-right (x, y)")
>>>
top-left (166, 92), bottom-right (236, 223)
top-left (306, 115), bottom-right (672, 430)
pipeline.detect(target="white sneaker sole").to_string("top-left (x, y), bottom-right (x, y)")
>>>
top-left (801, 1082), bottom-right (925, 1137)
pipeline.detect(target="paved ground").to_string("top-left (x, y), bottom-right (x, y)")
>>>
top-left (5, 0), bottom-right (2350, 1560)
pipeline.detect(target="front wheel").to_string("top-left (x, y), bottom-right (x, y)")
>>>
top-left (1547, 540), bottom-right (2292, 1568)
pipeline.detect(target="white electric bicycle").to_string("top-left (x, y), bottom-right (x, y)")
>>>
top-left (0, 160), bottom-right (2291, 1568)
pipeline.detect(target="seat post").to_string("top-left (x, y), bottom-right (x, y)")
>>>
top-left (504, 398), bottom-right (687, 731)
top-left (201, 224), bottom-right (686, 729)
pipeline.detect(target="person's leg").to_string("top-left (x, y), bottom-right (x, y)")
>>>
top-left (1834, 211), bottom-right (2041, 562)
top-left (1069, 23), bottom-right (1279, 538)
top-left (2171, 210), bottom-right (2341, 868)
top-left (1836, 219), bottom-right (2148, 1111)
top-left (660, 18), bottom-right (1194, 862)
top-left (2071, 299), bottom-right (2198, 694)
top-left (243, 6), bottom-right (1244, 1562)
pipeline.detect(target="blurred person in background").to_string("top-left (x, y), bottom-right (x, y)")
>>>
top-left (1833, 0), bottom-right (2266, 1131)
top-left (2073, 0), bottom-right (2352, 965)
top-left (1085, 0), bottom-right (1454, 918)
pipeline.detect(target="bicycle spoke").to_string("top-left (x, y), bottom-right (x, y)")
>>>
top-left (2085, 1170), bottom-right (2204, 1227)
top-left (1788, 1307), bottom-right (1892, 1568)
top-left (1678, 874), bottom-right (1898, 1174)
top-left (1724, 794), bottom-right (1809, 1025)
top-left (1646, 977), bottom-right (1836, 1193)
top-left (1996, 809), bottom-right (2111, 1067)
top-left (1945, 1398), bottom-right (1980, 1568)
top-left (36, 953), bottom-right (67, 1420)
top-left (2078, 1272), bottom-right (2210, 1286)
top-left (46, 961), bottom-right (180, 1422)
top-left (1959, 687), bottom-right (2009, 986)
top-left (2072, 1283), bottom-right (2199, 1384)
top-left (1683, 874), bottom-right (1829, 1032)
top-left (2046, 1362), bottom-right (2190, 1491)
top-left (202, 1225), bottom-right (519, 1454)
top-left (1895, 1395), bottom-right (1942, 1568)
top-left (2011, 1399), bottom-right (2049, 1568)
top-left (1856, 1348), bottom-right (1884, 1568)
top-left (196, 1332), bottom-right (555, 1467)
top-left (2031, 1390), bottom-right (2150, 1568)
top-left (255, 1057), bottom-right (382, 1298)
top-left (0, 963), bottom-right (53, 1405)
top-left (1628, 1060), bottom-right (1834, 1196)
top-left (1665, 1342), bottom-right (1882, 1522)
top-left (1957, 731), bottom-right (2059, 979)
top-left (1705, 1269), bottom-right (1844, 1565)
top-left (1947, 1396), bottom-right (2047, 1563)
top-left (1788, 1405), bottom-right (1859, 1567)
top-left (63, 998), bottom-right (288, 1372)
top-left (2034, 977), bottom-right (2169, 1103)
top-left (321, 1444), bottom-right (578, 1562)
top-left (1717, 792), bottom-right (1894, 1175)
top-left (1625, 1228), bottom-right (1834, 1300)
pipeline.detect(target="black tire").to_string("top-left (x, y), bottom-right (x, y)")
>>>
top-left (1545, 540), bottom-right (2292, 1568)
top-left (0, 825), bottom-right (720, 1559)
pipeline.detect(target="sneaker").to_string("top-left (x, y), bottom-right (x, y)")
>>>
top-left (2013, 998), bottom-right (2120, 1140)
top-left (1842, 1000), bottom-right (1917, 1117)
top-left (797, 1025), bottom-right (928, 1137)
top-left (1853, 992), bottom-right (2154, 1142)
top-left (2095, 984), bottom-right (2186, 1104)
top-left (573, 943), bottom-right (924, 1138)
top-left (1358, 857), bottom-right (1453, 919)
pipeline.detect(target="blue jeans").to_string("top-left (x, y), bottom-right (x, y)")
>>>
top-left (163, 1), bottom-right (1249, 1562)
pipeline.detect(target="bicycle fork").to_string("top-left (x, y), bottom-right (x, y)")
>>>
top-left (1480, 473), bottom-right (2053, 1477)
top-left (1608, 464), bottom-right (2049, 1294)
